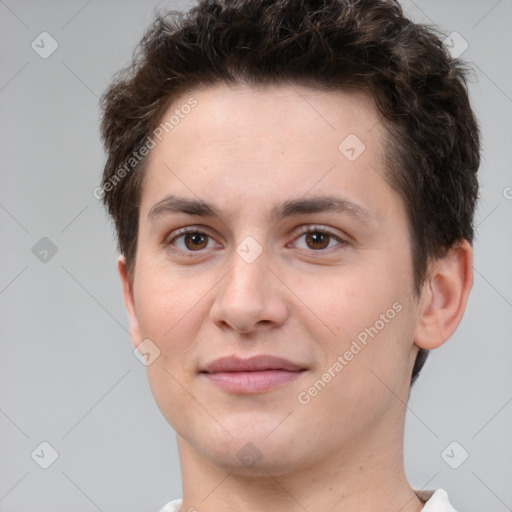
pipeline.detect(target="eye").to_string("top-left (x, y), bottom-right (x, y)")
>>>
top-left (164, 225), bottom-right (347, 257)
top-left (290, 226), bottom-right (346, 251)
top-left (165, 227), bottom-right (219, 253)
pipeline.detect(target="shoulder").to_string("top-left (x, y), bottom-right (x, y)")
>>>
top-left (160, 492), bottom-right (457, 512)
top-left (157, 498), bottom-right (182, 512)
top-left (415, 488), bottom-right (457, 512)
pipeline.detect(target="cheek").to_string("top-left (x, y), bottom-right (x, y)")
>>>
top-left (134, 258), bottom-right (209, 332)
top-left (296, 258), bottom-right (407, 335)
top-left (297, 306), bottom-right (416, 441)
top-left (296, 261), bottom-right (415, 388)
top-left (134, 269), bottom-right (208, 430)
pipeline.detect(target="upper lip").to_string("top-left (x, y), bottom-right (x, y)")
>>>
top-left (201, 355), bottom-right (306, 373)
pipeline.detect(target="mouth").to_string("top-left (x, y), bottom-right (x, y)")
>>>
top-left (200, 355), bottom-right (307, 394)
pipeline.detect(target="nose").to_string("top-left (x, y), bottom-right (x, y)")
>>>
top-left (209, 248), bottom-right (289, 334)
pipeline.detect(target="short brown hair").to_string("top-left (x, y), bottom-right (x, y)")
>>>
top-left (99, 0), bottom-right (480, 385)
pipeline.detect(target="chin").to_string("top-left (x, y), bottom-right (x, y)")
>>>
top-left (183, 424), bottom-right (313, 477)
top-left (204, 442), bottom-right (308, 477)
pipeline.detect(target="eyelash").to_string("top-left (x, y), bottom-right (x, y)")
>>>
top-left (163, 225), bottom-right (348, 257)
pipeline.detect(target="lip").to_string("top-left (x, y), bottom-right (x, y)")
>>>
top-left (201, 355), bottom-right (307, 393)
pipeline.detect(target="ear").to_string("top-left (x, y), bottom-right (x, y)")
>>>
top-left (117, 255), bottom-right (142, 348)
top-left (414, 240), bottom-right (473, 350)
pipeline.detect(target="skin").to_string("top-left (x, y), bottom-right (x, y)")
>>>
top-left (118, 84), bottom-right (473, 512)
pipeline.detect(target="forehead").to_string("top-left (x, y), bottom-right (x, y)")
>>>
top-left (139, 83), bottom-right (398, 224)
top-left (153, 83), bottom-right (381, 155)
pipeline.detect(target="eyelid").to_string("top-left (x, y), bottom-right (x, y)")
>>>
top-left (165, 225), bottom-right (215, 241)
top-left (293, 224), bottom-right (346, 240)
top-left (164, 224), bottom-right (349, 255)
top-left (289, 224), bottom-right (348, 250)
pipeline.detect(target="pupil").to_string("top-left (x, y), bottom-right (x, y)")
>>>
top-left (186, 233), bottom-right (207, 250)
top-left (183, 232), bottom-right (331, 251)
top-left (307, 232), bottom-right (329, 249)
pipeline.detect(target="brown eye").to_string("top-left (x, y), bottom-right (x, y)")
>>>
top-left (290, 226), bottom-right (347, 253)
top-left (305, 232), bottom-right (331, 250)
top-left (166, 228), bottom-right (218, 253)
top-left (183, 232), bottom-right (209, 251)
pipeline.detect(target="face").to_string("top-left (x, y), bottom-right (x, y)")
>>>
top-left (120, 84), bottom-right (421, 474)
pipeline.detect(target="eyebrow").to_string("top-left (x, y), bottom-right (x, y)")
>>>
top-left (147, 194), bottom-right (373, 225)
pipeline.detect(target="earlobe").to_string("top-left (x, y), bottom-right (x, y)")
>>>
top-left (117, 255), bottom-right (142, 347)
top-left (414, 240), bottom-right (473, 350)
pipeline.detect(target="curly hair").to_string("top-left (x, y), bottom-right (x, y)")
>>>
top-left (99, 0), bottom-right (480, 386)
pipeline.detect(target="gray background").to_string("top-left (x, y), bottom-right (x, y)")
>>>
top-left (0, 0), bottom-right (511, 511)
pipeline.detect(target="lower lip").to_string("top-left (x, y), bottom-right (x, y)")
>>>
top-left (203, 370), bottom-right (304, 393)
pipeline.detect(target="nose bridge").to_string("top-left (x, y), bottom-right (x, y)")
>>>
top-left (223, 244), bottom-right (269, 304)
top-left (222, 229), bottom-right (269, 290)
top-left (210, 242), bottom-right (288, 332)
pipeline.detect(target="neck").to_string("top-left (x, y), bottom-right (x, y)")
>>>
top-left (177, 416), bottom-right (424, 512)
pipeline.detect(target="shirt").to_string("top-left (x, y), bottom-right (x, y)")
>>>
top-left (158, 488), bottom-right (457, 511)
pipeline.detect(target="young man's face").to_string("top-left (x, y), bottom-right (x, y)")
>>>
top-left (120, 84), bottom-right (422, 474)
